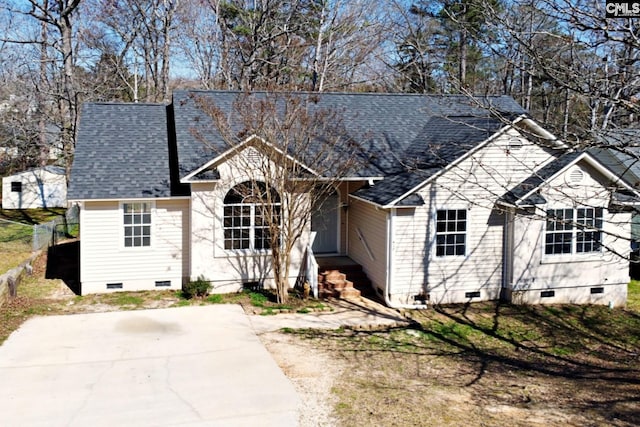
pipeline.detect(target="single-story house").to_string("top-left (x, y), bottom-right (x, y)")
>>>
top-left (67, 91), bottom-right (640, 307)
top-left (2, 166), bottom-right (67, 209)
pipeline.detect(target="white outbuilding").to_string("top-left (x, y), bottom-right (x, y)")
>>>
top-left (2, 166), bottom-right (67, 209)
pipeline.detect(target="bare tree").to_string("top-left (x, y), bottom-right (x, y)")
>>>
top-left (308, 0), bottom-right (388, 92)
top-left (192, 91), bottom-right (366, 302)
top-left (86, 0), bottom-right (179, 102)
top-left (1, 0), bottom-right (82, 175)
top-left (484, 0), bottom-right (640, 143)
top-left (174, 0), bottom-right (221, 88)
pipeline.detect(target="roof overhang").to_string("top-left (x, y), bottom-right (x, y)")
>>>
top-left (68, 196), bottom-right (191, 203)
top-left (381, 122), bottom-right (514, 208)
top-left (511, 151), bottom-right (640, 206)
top-left (512, 115), bottom-right (567, 149)
top-left (180, 134), bottom-right (320, 183)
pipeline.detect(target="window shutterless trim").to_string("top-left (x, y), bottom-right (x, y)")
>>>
top-left (222, 182), bottom-right (281, 252)
top-left (544, 207), bottom-right (603, 256)
top-left (434, 209), bottom-right (467, 257)
top-left (121, 201), bottom-right (154, 249)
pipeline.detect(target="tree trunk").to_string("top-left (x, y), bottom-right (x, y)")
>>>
top-left (459, 29), bottom-right (467, 88)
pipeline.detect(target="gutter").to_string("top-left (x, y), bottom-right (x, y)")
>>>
top-left (384, 208), bottom-right (428, 309)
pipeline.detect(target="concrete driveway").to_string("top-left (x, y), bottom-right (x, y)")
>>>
top-left (0, 305), bottom-right (299, 426)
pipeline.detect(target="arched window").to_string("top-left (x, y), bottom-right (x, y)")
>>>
top-left (223, 181), bottom-right (281, 250)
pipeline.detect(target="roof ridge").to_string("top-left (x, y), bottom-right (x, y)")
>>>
top-left (173, 89), bottom-right (517, 99)
top-left (87, 101), bottom-right (167, 106)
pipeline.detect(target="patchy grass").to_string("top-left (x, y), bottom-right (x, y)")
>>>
top-left (628, 280), bottom-right (640, 311)
top-left (287, 294), bottom-right (640, 427)
top-left (0, 254), bottom-right (68, 344)
top-left (0, 256), bottom-right (331, 344)
top-left (0, 208), bottom-right (68, 273)
top-left (0, 208), bottom-right (66, 225)
top-left (206, 294), bottom-right (224, 304)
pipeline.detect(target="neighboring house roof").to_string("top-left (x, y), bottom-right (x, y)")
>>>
top-left (589, 129), bottom-right (640, 186)
top-left (68, 103), bottom-right (179, 201)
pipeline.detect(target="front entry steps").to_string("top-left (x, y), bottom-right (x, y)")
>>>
top-left (316, 257), bottom-right (372, 300)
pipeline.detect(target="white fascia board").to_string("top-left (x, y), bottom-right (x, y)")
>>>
top-left (180, 178), bottom-right (219, 184)
top-left (68, 196), bottom-right (191, 203)
top-left (348, 193), bottom-right (385, 208)
top-left (515, 152), bottom-right (640, 204)
top-left (181, 134), bottom-right (320, 181)
top-left (291, 176), bottom-right (385, 182)
top-left (584, 153), bottom-right (640, 195)
top-left (513, 116), bottom-right (566, 149)
top-left (181, 134), bottom-right (259, 182)
top-left (495, 199), bottom-right (518, 209)
top-left (383, 124), bottom-right (512, 208)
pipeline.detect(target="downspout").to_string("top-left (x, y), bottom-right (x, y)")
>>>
top-left (384, 207), bottom-right (428, 309)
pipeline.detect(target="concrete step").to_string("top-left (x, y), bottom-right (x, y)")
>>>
top-left (317, 258), bottom-right (369, 301)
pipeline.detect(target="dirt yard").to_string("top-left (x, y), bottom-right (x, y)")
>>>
top-left (2, 252), bottom-right (639, 426)
top-left (267, 302), bottom-right (640, 427)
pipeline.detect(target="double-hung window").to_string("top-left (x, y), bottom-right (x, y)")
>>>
top-left (123, 202), bottom-right (151, 247)
top-left (223, 182), bottom-right (280, 250)
top-left (545, 207), bottom-right (602, 255)
top-left (435, 209), bottom-right (467, 257)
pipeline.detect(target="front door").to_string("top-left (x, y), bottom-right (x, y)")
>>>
top-left (311, 191), bottom-right (339, 254)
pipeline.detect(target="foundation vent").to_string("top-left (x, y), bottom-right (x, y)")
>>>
top-left (106, 283), bottom-right (123, 290)
top-left (541, 290), bottom-right (555, 298)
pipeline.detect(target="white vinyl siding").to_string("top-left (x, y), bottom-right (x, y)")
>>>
top-left (1, 167), bottom-right (67, 209)
top-left (510, 162), bottom-right (630, 305)
top-left (389, 129), bottom-right (558, 304)
top-left (80, 199), bottom-right (189, 293)
top-left (189, 148), bottom-right (309, 291)
top-left (347, 198), bottom-right (388, 293)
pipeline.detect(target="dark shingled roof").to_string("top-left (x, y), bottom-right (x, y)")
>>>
top-left (173, 91), bottom-right (524, 176)
top-left (172, 90), bottom-right (525, 205)
top-left (352, 170), bottom-right (437, 207)
top-left (71, 91), bottom-right (528, 203)
top-left (403, 116), bottom-right (505, 169)
top-left (611, 190), bottom-right (640, 205)
top-left (68, 103), bottom-right (175, 200)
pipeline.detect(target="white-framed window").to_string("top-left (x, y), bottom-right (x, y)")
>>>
top-left (10, 181), bottom-right (22, 192)
top-left (545, 207), bottom-right (602, 255)
top-left (223, 181), bottom-right (280, 251)
top-left (435, 209), bottom-right (467, 257)
top-left (123, 202), bottom-right (152, 247)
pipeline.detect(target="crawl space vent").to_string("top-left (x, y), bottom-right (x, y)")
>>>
top-left (540, 290), bottom-right (555, 298)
